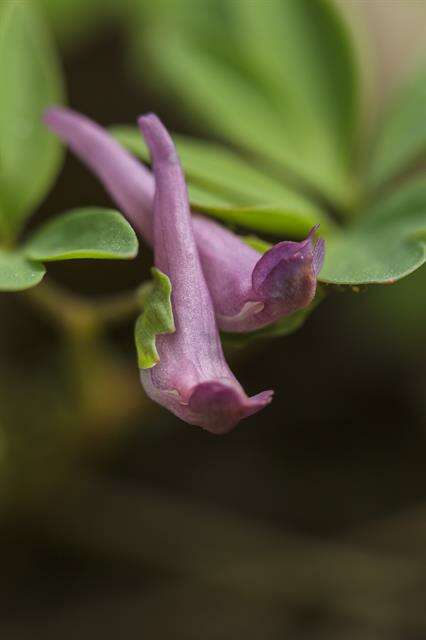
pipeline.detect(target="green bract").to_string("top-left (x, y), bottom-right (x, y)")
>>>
top-left (0, 250), bottom-right (45, 291)
top-left (25, 208), bottom-right (138, 262)
top-left (0, 0), bottom-right (63, 242)
top-left (135, 268), bottom-right (175, 369)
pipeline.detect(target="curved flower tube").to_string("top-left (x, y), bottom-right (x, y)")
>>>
top-left (44, 107), bottom-right (324, 333)
top-left (138, 114), bottom-right (272, 433)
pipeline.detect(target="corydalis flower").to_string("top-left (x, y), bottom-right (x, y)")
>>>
top-left (44, 107), bottom-right (324, 333)
top-left (194, 218), bottom-right (324, 332)
top-left (138, 114), bottom-right (272, 433)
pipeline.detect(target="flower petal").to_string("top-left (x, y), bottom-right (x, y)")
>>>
top-left (138, 113), bottom-right (272, 432)
top-left (188, 381), bottom-right (273, 434)
top-left (138, 113), bottom-right (224, 366)
top-left (43, 107), bottom-right (155, 240)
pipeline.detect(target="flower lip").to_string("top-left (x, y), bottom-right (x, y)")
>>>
top-left (186, 381), bottom-right (273, 434)
top-left (141, 371), bottom-right (273, 434)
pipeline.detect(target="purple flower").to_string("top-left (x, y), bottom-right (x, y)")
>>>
top-left (194, 218), bottom-right (324, 332)
top-left (44, 107), bottom-right (324, 333)
top-left (137, 114), bottom-right (272, 433)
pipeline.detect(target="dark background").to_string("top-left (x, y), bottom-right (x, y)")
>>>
top-left (0, 6), bottom-right (425, 639)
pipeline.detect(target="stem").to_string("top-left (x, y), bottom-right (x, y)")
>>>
top-left (24, 277), bottom-right (146, 431)
top-left (25, 277), bottom-right (142, 334)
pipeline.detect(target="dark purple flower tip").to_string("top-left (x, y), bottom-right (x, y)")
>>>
top-left (251, 225), bottom-right (325, 314)
top-left (187, 382), bottom-right (274, 434)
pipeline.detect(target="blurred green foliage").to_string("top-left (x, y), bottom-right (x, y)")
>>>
top-left (0, 0), bottom-right (63, 242)
top-left (368, 65), bottom-right (426, 190)
top-left (0, 2), bottom-right (139, 291)
top-left (37, 0), bottom-right (119, 47)
top-left (136, 0), bottom-right (361, 208)
top-left (114, 0), bottom-right (426, 289)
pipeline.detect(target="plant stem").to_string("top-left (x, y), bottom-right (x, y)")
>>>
top-left (25, 277), bottom-right (142, 334)
top-left (24, 277), bottom-right (146, 430)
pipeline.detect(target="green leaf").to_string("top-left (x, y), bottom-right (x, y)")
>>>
top-left (368, 64), bottom-right (426, 190)
top-left (24, 208), bottom-right (138, 262)
top-left (186, 184), bottom-right (231, 209)
top-left (0, 1), bottom-right (64, 241)
top-left (113, 125), bottom-right (319, 206)
top-left (143, 0), bottom-right (360, 206)
top-left (320, 179), bottom-right (426, 285)
top-left (196, 200), bottom-right (331, 237)
top-left (236, 0), bottom-right (361, 154)
top-left (112, 126), bottom-right (333, 237)
top-left (135, 268), bottom-right (175, 369)
top-left (0, 249), bottom-right (45, 291)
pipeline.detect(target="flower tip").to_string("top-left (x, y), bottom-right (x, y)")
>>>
top-left (138, 113), bottom-right (178, 163)
top-left (188, 381), bottom-right (273, 434)
top-left (250, 388), bottom-right (274, 409)
top-left (137, 112), bottom-right (159, 128)
top-left (308, 223), bottom-right (320, 239)
top-left (313, 237), bottom-right (325, 276)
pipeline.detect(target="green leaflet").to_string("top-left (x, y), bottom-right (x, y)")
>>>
top-left (135, 268), bottom-right (175, 369)
top-left (24, 208), bottom-right (138, 261)
top-left (234, 0), bottom-right (360, 155)
top-left (194, 202), bottom-right (328, 237)
top-left (0, 249), bottom-right (45, 291)
top-left (112, 126), bottom-right (332, 237)
top-left (232, 0), bottom-right (360, 205)
top-left (112, 125), bottom-right (319, 207)
top-left (0, 1), bottom-right (64, 241)
top-left (320, 179), bottom-right (426, 285)
top-left (368, 64), bottom-right (426, 190)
